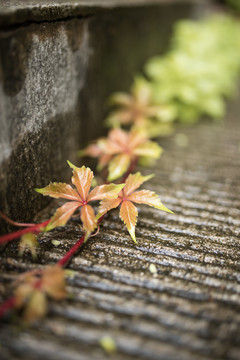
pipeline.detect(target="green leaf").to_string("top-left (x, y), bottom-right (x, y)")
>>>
top-left (107, 154), bottom-right (131, 182)
top-left (133, 141), bottom-right (163, 159)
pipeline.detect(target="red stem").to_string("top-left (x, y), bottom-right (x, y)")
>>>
top-left (0, 296), bottom-right (16, 318)
top-left (0, 211), bottom-right (36, 228)
top-left (58, 233), bottom-right (86, 267)
top-left (0, 219), bottom-right (51, 245)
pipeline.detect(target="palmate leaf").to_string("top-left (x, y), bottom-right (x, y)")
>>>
top-left (98, 172), bottom-right (173, 243)
top-left (37, 163), bottom-right (124, 233)
top-left (128, 190), bottom-right (173, 213)
top-left (120, 201), bottom-right (138, 243)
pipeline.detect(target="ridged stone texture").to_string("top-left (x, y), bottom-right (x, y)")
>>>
top-left (0, 97), bottom-right (240, 359)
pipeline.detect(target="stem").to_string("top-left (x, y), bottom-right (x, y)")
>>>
top-left (0, 219), bottom-right (51, 245)
top-left (58, 233), bottom-right (86, 267)
top-left (0, 211), bottom-right (36, 227)
top-left (0, 296), bottom-right (16, 318)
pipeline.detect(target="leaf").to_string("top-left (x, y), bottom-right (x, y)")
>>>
top-left (19, 233), bottom-right (39, 258)
top-left (46, 201), bottom-right (80, 231)
top-left (14, 282), bottom-right (34, 308)
top-left (107, 154), bottom-right (131, 182)
top-left (108, 92), bottom-right (132, 106)
top-left (123, 172), bottom-right (154, 197)
top-left (78, 143), bottom-right (103, 158)
top-left (35, 182), bottom-right (80, 201)
top-left (88, 183), bottom-right (124, 202)
top-left (128, 190), bottom-right (173, 213)
top-left (133, 141), bottom-right (163, 159)
top-left (105, 110), bottom-right (132, 127)
top-left (97, 198), bottom-right (122, 217)
top-left (132, 76), bottom-right (152, 106)
top-left (68, 163), bottom-right (93, 202)
top-left (23, 290), bottom-right (47, 324)
top-left (80, 204), bottom-right (97, 232)
top-left (42, 265), bottom-right (67, 300)
top-left (120, 201), bottom-right (138, 243)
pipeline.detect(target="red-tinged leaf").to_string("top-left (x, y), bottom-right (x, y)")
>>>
top-left (107, 154), bottom-right (131, 182)
top-left (108, 128), bottom-right (129, 149)
top-left (120, 200), bottom-right (138, 243)
top-left (79, 143), bottom-right (103, 157)
top-left (128, 129), bottom-right (147, 148)
top-left (35, 182), bottom-right (81, 202)
top-left (81, 204), bottom-right (96, 232)
top-left (128, 190), bottom-right (173, 213)
top-left (88, 183), bottom-right (124, 202)
top-left (97, 198), bottom-right (122, 217)
top-left (68, 163), bottom-right (93, 202)
top-left (133, 141), bottom-right (163, 159)
top-left (46, 201), bottom-right (80, 231)
top-left (42, 265), bottom-right (67, 300)
top-left (97, 154), bottom-right (112, 171)
top-left (123, 172), bottom-right (154, 197)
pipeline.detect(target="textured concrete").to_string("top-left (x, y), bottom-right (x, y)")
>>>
top-left (0, 96), bottom-right (239, 359)
top-left (0, 1), bottom-right (200, 229)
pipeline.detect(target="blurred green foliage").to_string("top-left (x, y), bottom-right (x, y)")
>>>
top-left (145, 14), bottom-right (240, 124)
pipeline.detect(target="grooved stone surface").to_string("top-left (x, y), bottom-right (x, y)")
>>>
top-left (0, 97), bottom-right (240, 359)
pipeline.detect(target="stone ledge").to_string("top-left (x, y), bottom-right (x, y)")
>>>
top-left (0, 0), bottom-right (207, 26)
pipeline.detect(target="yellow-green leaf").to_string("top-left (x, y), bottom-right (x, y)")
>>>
top-left (133, 141), bottom-right (163, 159)
top-left (23, 290), bottom-right (47, 324)
top-left (107, 154), bottom-right (131, 182)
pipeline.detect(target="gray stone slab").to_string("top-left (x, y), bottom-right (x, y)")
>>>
top-left (0, 95), bottom-right (239, 360)
top-left (0, 0), bottom-right (207, 26)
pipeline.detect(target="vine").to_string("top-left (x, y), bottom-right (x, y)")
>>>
top-left (0, 13), bottom-right (240, 324)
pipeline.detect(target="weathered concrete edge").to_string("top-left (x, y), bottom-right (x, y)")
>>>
top-left (0, 0), bottom-right (207, 27)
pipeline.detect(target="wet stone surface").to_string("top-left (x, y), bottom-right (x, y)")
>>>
top-left (0, 97), bottom-right (240, 359)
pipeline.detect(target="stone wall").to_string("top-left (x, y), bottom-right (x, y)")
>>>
top-left (0, 0), bottom-right (205, 231)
